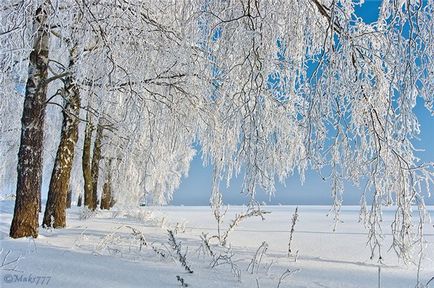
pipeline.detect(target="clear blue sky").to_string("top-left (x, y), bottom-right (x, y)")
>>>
top-left (172, 1), bottom-right (434, 206)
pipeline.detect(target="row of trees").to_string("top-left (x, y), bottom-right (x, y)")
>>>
top-left (1, 0), bottom-right (433, 261)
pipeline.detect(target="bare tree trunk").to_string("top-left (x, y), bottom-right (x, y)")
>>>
top-left (100, 183), bottom-right (111, 210)
top-left (90, 121), bottom-right (103, 210)
top-left (10, 4), bottom-right (50, 239)
top-left (77, 194), bottom-right (82, 207)
top-left (82, 111), bottom-right (93, 207)
top-left (42, 48), bottom-right (81, 228)
top-left (109, 186), bottom-right (116, 208)
top-left (109, 196), bottom-right (116, 208)
top-left (100, 158), bottom-right (112, 210)
top-left (66, 189), bottom-right (72, 209)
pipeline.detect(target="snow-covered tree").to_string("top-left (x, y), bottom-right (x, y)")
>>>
top-left (193, 0), bottom-right (434, 261)
top-left (1, 0), bottom-right (433, 263)
top-left (3, 0), bottom-right (52, 238)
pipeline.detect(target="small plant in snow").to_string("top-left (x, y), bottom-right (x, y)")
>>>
top-left (95, 226), bottom-right (123, 255)
top-left (160, 216), bottom-right (169, 229)
top-left (168, 230), bottom-right (193, 273)
top-left (126, 226), bottom-right (147, 251)
top-left (125, 226), bottom-right (169, 259)
top-left (198, 233), bottom-right (242, 281)
top-left (210, 192), bottom-right (228, 243)
top-left (264, 259), bottom-right (276, 275)
top-left (198, 232), bottom-right (215, 257)
top-left (247, 241), bottom-right (268, 274)
top-left (0, 249), bottom-right (22, 272)
top-left (126, 226), bottom-right (167, 258)
top-left (79, 206), bottom-right (97, 220)
top-left (217, 202), bottom-right (270, 246)
top-left (73, 228), bottom-right (89, 249)
top-left (210, 248), bottom-right (241, 282)
top-left (150, 242), bottom-right (169, 259)
top-left (276, 268), bottom-right (300, 288)
top-left (176, 275), bottom-right (189, 287)
top-left (288, 207), bottom-right (299, 257)
top-left (174, 221), bottom-right (187, 234)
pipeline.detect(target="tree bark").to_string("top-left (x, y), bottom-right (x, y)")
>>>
top-left (66, 189), bottom-right (72, 209)
top-left (109, 196), bottom-right (116, 208)
top-left (42, 48), bottom-right (81, 228)
top-left (10, 3), bottom-right (50, 239)
top-left (100, 158), bottom-right (112, 210)
top-left (82, 111), bottom-right (93, 207)
top-left (90, 121), bottom-right (103, 210)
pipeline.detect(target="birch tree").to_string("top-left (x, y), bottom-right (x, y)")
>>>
top-left (42, 7), bottom-right (84, 227)
top-left (1, 0), bottom-right (433, 263)
top-left (6, 0), bottom-right (51, 238)
top-left (194, 0), bottom-right (434, 261)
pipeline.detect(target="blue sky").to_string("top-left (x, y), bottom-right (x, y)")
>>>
top-left (173, 99), bottom-right (433, 206)
top-left (172, 1), bottom-right (434, 206)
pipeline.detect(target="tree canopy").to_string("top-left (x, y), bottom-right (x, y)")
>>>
top-left (1, 0), bottom-right (433, 261)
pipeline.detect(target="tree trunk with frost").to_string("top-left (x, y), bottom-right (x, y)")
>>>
top-left (109, 187), bottom-right (116, 208)
top-left (42, 63), bottom-right (81, 228)
top-left (10, 4), bottom-right (50, 239)
top-left (100, 158), bottom-right (112, 210)
top-left (90, 121), bottom-right (103, 210)
top-left (82, 111), bottom-right (93, 207)
top-left (109, 196), bottom-right (116, 208)
top-left (66, 189), bottom-right (72, 209)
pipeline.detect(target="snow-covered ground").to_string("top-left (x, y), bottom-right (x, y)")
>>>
top-left (0, 201), bottom-right (433, 288)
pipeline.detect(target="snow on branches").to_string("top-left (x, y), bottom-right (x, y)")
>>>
top-left (0, 0), bottom-right (433, 261)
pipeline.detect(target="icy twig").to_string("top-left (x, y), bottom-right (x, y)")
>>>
top-left (176, 275), bottom-right (189, 287)
top-left (198, 232), bottom-right (215, 257)
top-left (210, 249), bottom-right (241, 282)
top-left (168, 230), bottom-right (193, 273)
top-left (220, 204), bottom-right (270, 246)
top-left (276, 269), bottom-right (299, 288)
top-left (288, 207), bottom-right (299, 256)
top-left (0, 249), bottom-right (22, 272)
top-left (247, 241), bottom-right (268, 274)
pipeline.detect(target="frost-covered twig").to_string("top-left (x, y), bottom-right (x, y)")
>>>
top-left (168, 230), bottom-right (193, 273)
top-left (210, 191), bottom-right (228, 243)
top-left (219, 204), bottom-right (270, 246)
top-left (0, 249), bottom-right (22, 272)
top-left (276, 269), bottom-right (299, 288)
top-left (198, 232), bottom-right (215, 257)
top-left (125, 226), bottom-right (171, 259)
top-left (210, 248), bottom-right (241, 282)
top-left (174, 222), bottom-right (187, 234)
top-left (126, 225), bottom-right (147, 251)
top-left (424, 277), bottom-right (434, 287)
top-left (288, 207), bottom-right (299, 256)
top-left (264, 259), bottom-right (276, 275)
top-left (247, 241), bottom-right (268, 274)
top-left (95, 226), bottom-right (123, 254)
top-left (176, 275), bottom-right (189, 287)
top-left (127, 228), bottom-right (171, 259)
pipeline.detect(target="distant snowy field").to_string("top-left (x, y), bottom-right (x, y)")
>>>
top-left (0, 201), bottom-right (433, 288)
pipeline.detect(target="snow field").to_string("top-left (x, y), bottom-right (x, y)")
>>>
top-left (0, 201), bottom-right (433, 287)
